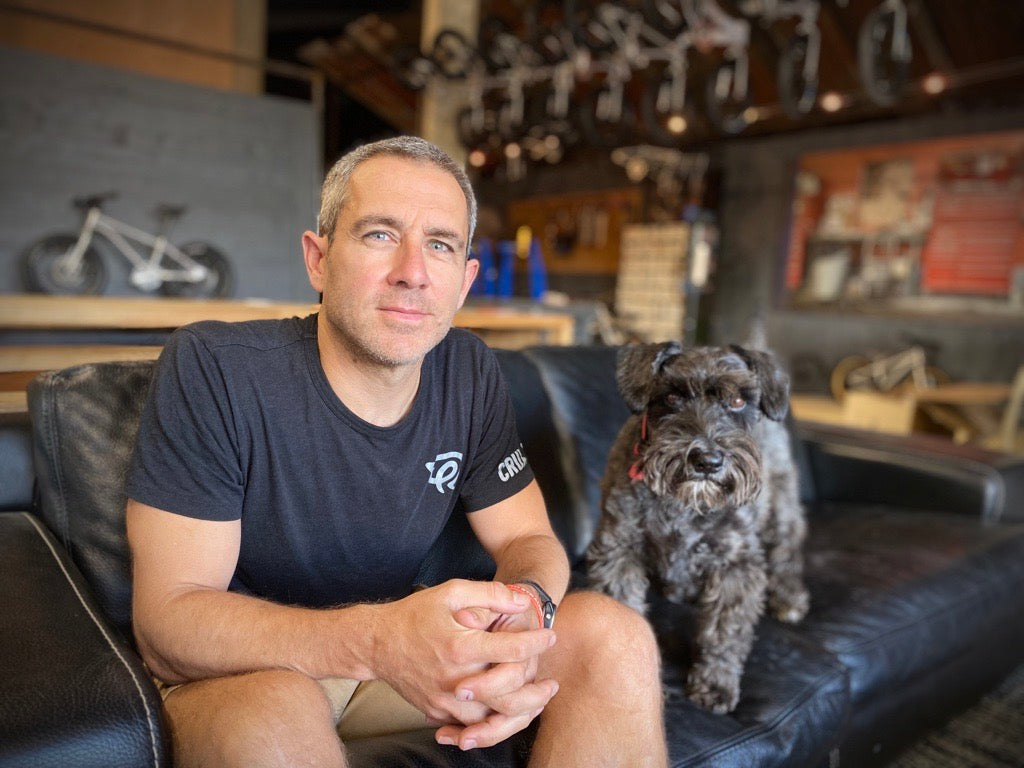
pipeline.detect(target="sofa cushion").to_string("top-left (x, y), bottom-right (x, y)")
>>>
top-left (800, 505), bottom-right (1024, 763)
top-left (27, 361), bottom-right (155, 640)
top-left (0, 511), bottom-right (167, 768)
top-left (518, 346), bottom-right (627, 564)
top-left (650, 598), bottom-right (849, 768)
top-left (0, 411), bottom-right (33, 512)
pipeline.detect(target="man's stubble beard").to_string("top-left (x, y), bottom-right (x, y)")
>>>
top-left (321, 303), bottom-right (452, 370)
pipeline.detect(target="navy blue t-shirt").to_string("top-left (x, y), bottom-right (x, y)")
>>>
top-left (127, 314), bottom-right (534, 607)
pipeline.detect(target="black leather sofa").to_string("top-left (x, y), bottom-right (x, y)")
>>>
top-left (2, 345), bottom-right (1023, 768)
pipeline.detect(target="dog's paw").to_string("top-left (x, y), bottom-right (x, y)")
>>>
top-left (662, 681), bottom-right (687, 704)
top-left (685, 667), bottom-right (740, 714)
top-left (768, 582), bottom-right (810, 623)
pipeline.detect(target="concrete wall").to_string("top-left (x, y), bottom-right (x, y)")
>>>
top-left (0, 0), bottom-right (266, 93)
top-left (707, 107), bottom-right (1024, 388)
top-left (0, 46), bottom-right (321, 301)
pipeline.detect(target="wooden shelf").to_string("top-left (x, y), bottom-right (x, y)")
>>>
top-left (0, 295), bottom-right (576, 411)
top-left (0, 295), bottom-right (574, 344)
top-left (0, 295), bottom-right (319, 330)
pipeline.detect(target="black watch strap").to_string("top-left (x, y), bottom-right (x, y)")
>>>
top-left (518, 579), bottom-right (557, 628)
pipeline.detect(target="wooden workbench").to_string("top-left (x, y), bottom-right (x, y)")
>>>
top-left (0, 295), bottom-right (576, 412)
top-left (0, 295), bottom-right (574, 343)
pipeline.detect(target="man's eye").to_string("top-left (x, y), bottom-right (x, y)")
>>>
top-left (365, 231), bottom-right (390, 242)
top-left (727, 396), bottom-right (746, 412)
top-left (428, 240), bottom-right (454, 253)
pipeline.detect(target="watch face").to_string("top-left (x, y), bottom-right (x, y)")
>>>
top-left (520, 579), bottom-right (556, 628)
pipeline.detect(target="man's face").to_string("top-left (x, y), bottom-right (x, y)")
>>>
top-left (304, 155), bottom-right (479, 369)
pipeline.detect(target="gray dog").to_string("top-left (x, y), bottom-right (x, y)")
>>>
top-left (587, 341), bottom-right (810, 714)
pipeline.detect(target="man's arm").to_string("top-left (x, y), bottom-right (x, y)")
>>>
top-left (126, 498), bottom-right (554, 725)
top-left (434, 479), bottom-right (570, 749)
top-left (470, 479), bottom-right (569, 606)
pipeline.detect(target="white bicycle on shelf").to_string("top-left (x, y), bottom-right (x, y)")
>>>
top-left (20, 192), bottom-right (233, 297)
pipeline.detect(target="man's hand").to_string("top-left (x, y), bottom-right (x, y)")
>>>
top-left (369, 579), bottom-right (556, 734)
top-left (434, 592), bottom-right (560, 751)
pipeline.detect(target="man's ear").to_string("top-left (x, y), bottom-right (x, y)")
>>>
top-left (302, 231), bottom-right (327, 295)
top-left (457, 257), bottom-right (480, 309)
top-left (615, 341), bottom-right (682, 413)
top-left (728, 344), bottom-right (791, 421)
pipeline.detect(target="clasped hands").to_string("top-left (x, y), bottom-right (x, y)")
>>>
top-left (374, 579), bottom-right (559, 751)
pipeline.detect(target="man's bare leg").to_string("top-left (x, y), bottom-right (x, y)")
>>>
top-left (163, 669), bottom-right (347, 768)
top-left (530, 592), bottom-right (668, 768)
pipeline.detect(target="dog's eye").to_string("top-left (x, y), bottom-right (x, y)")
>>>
top-left (664, 392), bottom-right (684, 408)
top-left (727, 396), bottom-right (746, 412)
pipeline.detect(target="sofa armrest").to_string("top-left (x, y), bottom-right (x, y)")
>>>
top-left (0, 512), bottom-right (167, 768)
top-left (796, 423), bottom-right (1024, 524)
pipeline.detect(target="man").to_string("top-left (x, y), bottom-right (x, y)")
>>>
top-left (126, 136), bottom-right (668, 767)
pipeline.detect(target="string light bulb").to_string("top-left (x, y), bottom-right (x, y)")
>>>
top-left (922, 72), bottom-right (948, 95)
top-left (819, 91), bottom-right (845, 112)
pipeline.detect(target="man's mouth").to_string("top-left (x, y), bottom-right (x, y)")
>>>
top-left (380, 306), bottom-right (430, 320)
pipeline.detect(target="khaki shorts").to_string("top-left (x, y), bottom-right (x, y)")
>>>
top-left (157, 676), bottom-right (430, 740)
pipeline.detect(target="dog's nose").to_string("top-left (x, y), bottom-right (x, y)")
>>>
top-left (690, 449), bottom-right (724, 476)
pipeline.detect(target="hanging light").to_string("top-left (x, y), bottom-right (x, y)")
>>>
top-left (921, 72), bottom-right (949, 95)
top-left (819, 91), bottom-right (845, 112)
top-left (666, 114), bottom-right (688, 134)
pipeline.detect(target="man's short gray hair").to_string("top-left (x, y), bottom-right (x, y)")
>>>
top-left (317, 136), bottom-right (477, 250)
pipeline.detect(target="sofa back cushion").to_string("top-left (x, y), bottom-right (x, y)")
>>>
top-left (0, 411), bottom-right (34, 511)
top-left (27, 361), bottom-right (155, 640)
top-left (521, 346), bottom-right (629, 565)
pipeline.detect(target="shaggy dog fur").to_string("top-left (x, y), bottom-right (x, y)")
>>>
top-left (587, 342), bottom-right (809, 713)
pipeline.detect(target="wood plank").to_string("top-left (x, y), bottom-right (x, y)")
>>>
top-left (0, 391), bottom-right (27, 414)
top-left (0, 344), bottom-right (163, 372)
top-left (0, 295), bottom-right (319, 330)
top-left (0, 295), bottom-right (575, 345)
top-left (905, 383), bottom-right (1012, 406)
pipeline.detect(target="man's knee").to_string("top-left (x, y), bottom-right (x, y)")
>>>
top-left (165, 670), bottom-right (341, 768)
top-left (553, 591), bottom-right (661, 678)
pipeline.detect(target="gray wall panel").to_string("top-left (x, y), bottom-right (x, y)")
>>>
top-left (0, 46), bottom-right (320, 301)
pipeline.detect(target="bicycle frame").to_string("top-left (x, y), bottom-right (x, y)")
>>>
top-left (61, 207), bottom-right (208, 290)
top-left (848, 347), bottom-right (930, 392)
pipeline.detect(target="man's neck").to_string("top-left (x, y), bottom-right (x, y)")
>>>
top-left (316, 337), bottom-right (423, 428)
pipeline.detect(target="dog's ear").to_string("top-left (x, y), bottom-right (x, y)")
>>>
top-left (729, 344), bottom-right (790, 421)
top-left (616, 341), bottom-right (683, 412)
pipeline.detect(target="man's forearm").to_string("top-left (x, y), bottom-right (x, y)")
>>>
top-left (135, 588), bottom-right (379, 685)
top-left (492, 532), bottom-right (570, 604)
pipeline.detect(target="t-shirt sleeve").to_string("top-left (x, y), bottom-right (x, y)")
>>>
top-left (458, 347), bottom-right (535, 512)
top-left (126, 328), bottom-right (245, 521)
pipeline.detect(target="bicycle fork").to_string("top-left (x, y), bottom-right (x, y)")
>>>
top-left (59, 207), bottom-right (102, 279)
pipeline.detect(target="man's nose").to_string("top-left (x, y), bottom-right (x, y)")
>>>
top-left (388, 239), bottom-right (429, 288)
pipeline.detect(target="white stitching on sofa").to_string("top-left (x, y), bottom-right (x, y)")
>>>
top-left (20, 512), bottom-right (161, 767)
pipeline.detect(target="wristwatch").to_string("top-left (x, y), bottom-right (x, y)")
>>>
top-left (517, 579), bottom-right (557, 629)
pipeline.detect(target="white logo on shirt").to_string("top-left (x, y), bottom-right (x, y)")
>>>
top-left (497, 445), bottom-right (528, 482)
top-left (425, 451), bottom-right (463, 494)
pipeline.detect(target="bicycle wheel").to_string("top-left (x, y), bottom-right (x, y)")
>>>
top-left (778, 36), bottom-right (818, 121)
top-left (640, 67), bottom-right (692, 146)
top-left (563, 0), bottom-right (616, 55)
top-left (390, 44), bottom-right (435, 91)
top-left (431, 28), bottom-right (475, 80)
top-left (857, 3), bottom-right (911, 107)
top-left (705, 59), bottom-right (751, 136)
top-left (20, 234), bottom-right (107, 295)
top-left (160, 242), bottom-right (233, 298)
top-left (829, 355), bottom-right (870, 403)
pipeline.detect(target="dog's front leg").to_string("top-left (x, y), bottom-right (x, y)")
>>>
top-left (686, 562), bottom-right (767, 714)
top-left (762, 477), bottom-right (811, 623)
top-left (586, 491), bottom-right (651, 616)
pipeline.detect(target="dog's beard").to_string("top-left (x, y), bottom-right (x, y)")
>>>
top-left (642, 427), bottom-right (762, 514)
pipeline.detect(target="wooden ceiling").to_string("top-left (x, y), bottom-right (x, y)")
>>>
top-left (269, 0), bottom-right (1024, 146)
